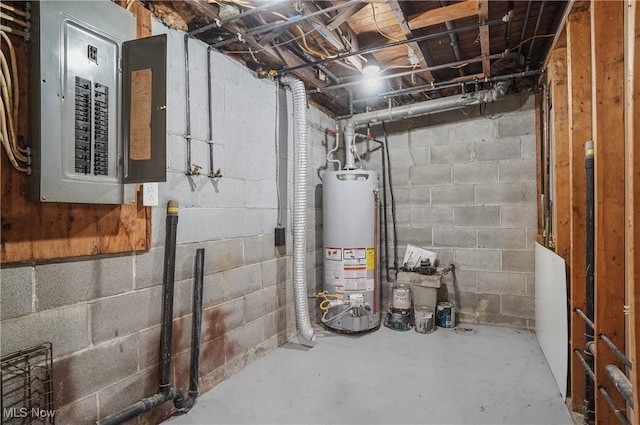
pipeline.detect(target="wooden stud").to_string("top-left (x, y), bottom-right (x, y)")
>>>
top-left (327, 3), bottom-right (368, 31)
top-left (549, 45), bottom-right (569, 260)
top-left (408, 0), bottom-right (478, 30)
top-left (626, 1), bottom-right (640, 423)
top-left (542, 83), bottom-right (552, 248)
top-left (130, 1), bottom-right (151, 38)
top-left (535, 92), bottom-right (544, 244)
top-left (591, 1), bottom-right (626, 423)
top-left (128, 1), bottom-right (153, 252)
top-left (478, 0), bottom-right (490, 77)
top-left (541, 0), bottom-right (576, 69)
top-left (566, 7), bottom-right (592, 414)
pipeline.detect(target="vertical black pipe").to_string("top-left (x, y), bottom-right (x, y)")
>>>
top-left (382, 123), bottom-right (398, 275)
top-left (189, 248), bottom-right (205, 398)
top-left (585, 141), bottom-right (595, 422)
top-left (538, 89), bottom-right (546, 239)
top-left (505, 1), bottom-right (514, 50)
top-left (515, 0), bottom-right (533, 67)
top-left (525, 0), bottom-right (546, 70)
top-left (380, 140), bottom-right (389, 282)
top-left (159, 200), bottom-right (179, 395)
top-left (544, 85), bottom-right (552, 240)
top-left (175, 248), bottom-right (205, 412)
top-left (370, 138), bottom-right (389, 282)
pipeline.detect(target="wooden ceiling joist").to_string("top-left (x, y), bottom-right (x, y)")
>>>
top-left (478, 0), bottom-right (491, 77)
top-left (388, 0), bottom-right (435, 83)
top-left (327, 3), bottom-right (369, 31)
top-left (408, 0), bottom-right (478, 31)
top-left (155, 0), bottom-right (570, 115)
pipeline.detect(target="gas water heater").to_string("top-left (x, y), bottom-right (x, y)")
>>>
top-left (322, 169), bottom-right (380, 332)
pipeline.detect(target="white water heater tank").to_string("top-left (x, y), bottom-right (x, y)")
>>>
top-left (322, 169), bottom-right (380, 332)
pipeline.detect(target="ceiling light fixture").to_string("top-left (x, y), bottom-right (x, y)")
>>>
top-left (364, 75), bottom-right (380, 89)
top-left (362, 57), bottom-right (381, 76)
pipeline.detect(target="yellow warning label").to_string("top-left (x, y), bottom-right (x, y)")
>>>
top-left (366, 247), bottom-right (375, 270)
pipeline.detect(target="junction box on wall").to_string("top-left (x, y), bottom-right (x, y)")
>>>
top-left (28, 0), bottom-right (167, 204)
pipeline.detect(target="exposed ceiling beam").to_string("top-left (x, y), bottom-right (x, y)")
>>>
top-left (387, 0), bottom-right (435, 83)
top-left (408, 0), bottom-right (479, 31)
top-left (327, 3), bottom-right (368, 31)
top-left (273, 46), bottom-right (345, 107)
top-left (478, 0), bottom-right (491, 77)
top-left (300, 2), bottom-right (364, 72)
top-left (211, 0), bottom-right (361, 48)
top-left (300, 2), bottom-right (347, 51)
top-left (541, 0), bottom-right (576, 69)
top-left (274, 17), bottom-right (505, 75)
top-left (451, 72), bottom-right (484, 82)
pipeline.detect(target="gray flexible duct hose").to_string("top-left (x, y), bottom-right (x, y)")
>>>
top-left (280, 74), bottom-right (315, 342)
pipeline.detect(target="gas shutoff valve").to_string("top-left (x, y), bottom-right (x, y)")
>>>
top-left (348, 293), bottom-right (365, 307)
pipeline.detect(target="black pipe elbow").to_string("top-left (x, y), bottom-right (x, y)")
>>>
top-left (175, 395), bottom-right (196, 413)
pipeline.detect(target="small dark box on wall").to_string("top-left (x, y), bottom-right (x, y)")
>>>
top-left (274, 227), bottom-right (286, 247)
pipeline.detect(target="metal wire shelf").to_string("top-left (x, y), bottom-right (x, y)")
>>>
top-left (1, 343), bottom-right (55, 425)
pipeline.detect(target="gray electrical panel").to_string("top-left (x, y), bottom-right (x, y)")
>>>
top-left (29, 1), bottom-right (166, 204)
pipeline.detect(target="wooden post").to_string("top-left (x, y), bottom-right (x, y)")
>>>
top-left (123, 0), bottom-right (153, 245)
top-left (549, 45), bottom-right (570, 260)
top-left (591, 1), bottom-right (626, 423)
top-left (566, 7), bottom-right (592, 413)
top-left (626, 1), bottom-right (640, 423)
top-left (535, 92), bottom-right (545, 245)
top-left (478, 0), bottom-right (491, 77)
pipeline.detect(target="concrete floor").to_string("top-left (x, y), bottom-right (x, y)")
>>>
top-left (166, 325), bottom-right (573, 425)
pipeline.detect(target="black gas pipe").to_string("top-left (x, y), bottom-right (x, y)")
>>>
top-left (96, 201), bottom-right (204, 425)
top-left (359, 132), bottom-right (398, 282)
top-left (368, 137), bottom-right (389, 282)
top-left (585, 140), bottom-right (595, 423)
top-left (382, 123), bottom-right (398, 277)
top-left (186, 248), bottom-right (205, 405)
top-left (159, 201), bottom-right (180, 395)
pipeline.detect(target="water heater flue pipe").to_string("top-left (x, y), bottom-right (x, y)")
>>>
top-left (280, 74), bottom-right (315, 342)
top-left (344, 121), bottom-right (356, 169)
top-left (347, 81), bottom-right (511, 128)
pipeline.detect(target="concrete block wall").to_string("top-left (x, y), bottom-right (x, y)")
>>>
top-left (0, 9), bottom-right (332, 424)
top-left (362, 93), bottom-right (537, 329)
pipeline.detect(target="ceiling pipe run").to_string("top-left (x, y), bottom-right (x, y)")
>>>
top-left (368, 69), bottom-right (542, 101)
top-left (346, 80), bottom-right (510, 128)
top-left (189, 1), bottom-right (283, 36)
top-left (342, 81), bottom-right (510, 168)
top-left (211, 0), bottom-right (362, 48)
top-left (310, 53), bottom-right (506, 94)
top-left (273, 17), bottom-right (507, 76)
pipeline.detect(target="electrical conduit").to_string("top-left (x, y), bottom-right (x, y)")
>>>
top-left (279, 75), bottom-right (315, 342)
